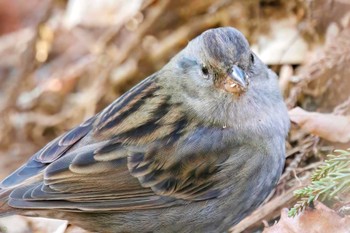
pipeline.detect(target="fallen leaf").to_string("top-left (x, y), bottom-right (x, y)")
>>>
top-left (64, 0), bottom-right (142, 28)
top-left (27, 217), bottom-right (68, 233)
top-left (263, 201), bottom-right (350, 233)
top-left (289, 107), bottom-right (350, 143)
top-left (0, 215), bottom-right (30, 233)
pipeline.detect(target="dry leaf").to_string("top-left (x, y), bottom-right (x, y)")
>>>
top-left (27, 217), bottom-right (68, 233)
top-left (289, 107), bottom-right (350, 143)
top-left (264, 201), bottom-right (350, 233)
top-left (251, 16), bottom-right (309, 65)
top-left (0, 216), bottom-right (89, 233)
top-left (64, 0), bottom-right (142, 28)
top-left (0, 215), bottom-right (30, 233)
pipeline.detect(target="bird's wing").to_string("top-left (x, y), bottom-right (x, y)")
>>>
top-left (1, 76), bottom-right (233, 212)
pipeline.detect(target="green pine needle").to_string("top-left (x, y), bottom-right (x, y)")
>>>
top-left (288, 149), bottom-right (350, 217)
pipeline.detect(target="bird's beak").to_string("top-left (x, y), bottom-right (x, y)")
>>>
top-left (223, 65), bottom-right (249, 94)
top-left (229, 65), bottom-right (248, 90)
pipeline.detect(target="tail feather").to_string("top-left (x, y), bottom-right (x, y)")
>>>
top-left (0, 188), bottom-right (15, 217)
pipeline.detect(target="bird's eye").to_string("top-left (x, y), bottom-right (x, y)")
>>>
top-left (201, 66), bottom-right (209, 76)
top-left (250, 53), bottom-right (255, 64)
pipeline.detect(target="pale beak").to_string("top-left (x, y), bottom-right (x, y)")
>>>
top-left (229, 65), bottom-right (249, 90)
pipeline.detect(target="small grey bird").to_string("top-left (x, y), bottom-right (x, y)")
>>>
top-left (0, 27), bottom-right (290, 233)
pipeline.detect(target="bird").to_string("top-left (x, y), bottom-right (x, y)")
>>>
top-left (0, 27), bottom-right (290, 233)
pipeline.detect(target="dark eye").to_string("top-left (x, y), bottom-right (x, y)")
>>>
top-left (201, 66), bottom-right (209, 76)
top-left (250, 53), bottom-right (255, 64)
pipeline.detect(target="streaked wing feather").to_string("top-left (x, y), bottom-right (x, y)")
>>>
top-left (1, 74), bottom-right (234, 212)
top-left (8, 196), bottom-right (178, 211)
top-left (0, 118), bottom-right (94, 189)
top-left (127, 127), bottom-right (232, 201)
top-left (38, 116), bottom-right (95, 163)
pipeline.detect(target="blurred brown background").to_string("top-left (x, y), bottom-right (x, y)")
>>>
top-left (0, 0), bottom-right (349, 232)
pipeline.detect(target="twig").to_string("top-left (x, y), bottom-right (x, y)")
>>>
top-left (0, 0), bottom-right (53, 113)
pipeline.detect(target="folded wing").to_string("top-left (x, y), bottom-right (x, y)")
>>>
top-left (1, 75), bottom-right (234, 212)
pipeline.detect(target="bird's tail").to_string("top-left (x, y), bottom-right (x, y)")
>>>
top-left (0, 188), bottom-right (15, 217)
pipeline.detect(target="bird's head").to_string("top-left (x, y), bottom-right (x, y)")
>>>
top-left (175, 27), bottom-right (258, 96)
top-left (160, 27), bottom-right (286, 129)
